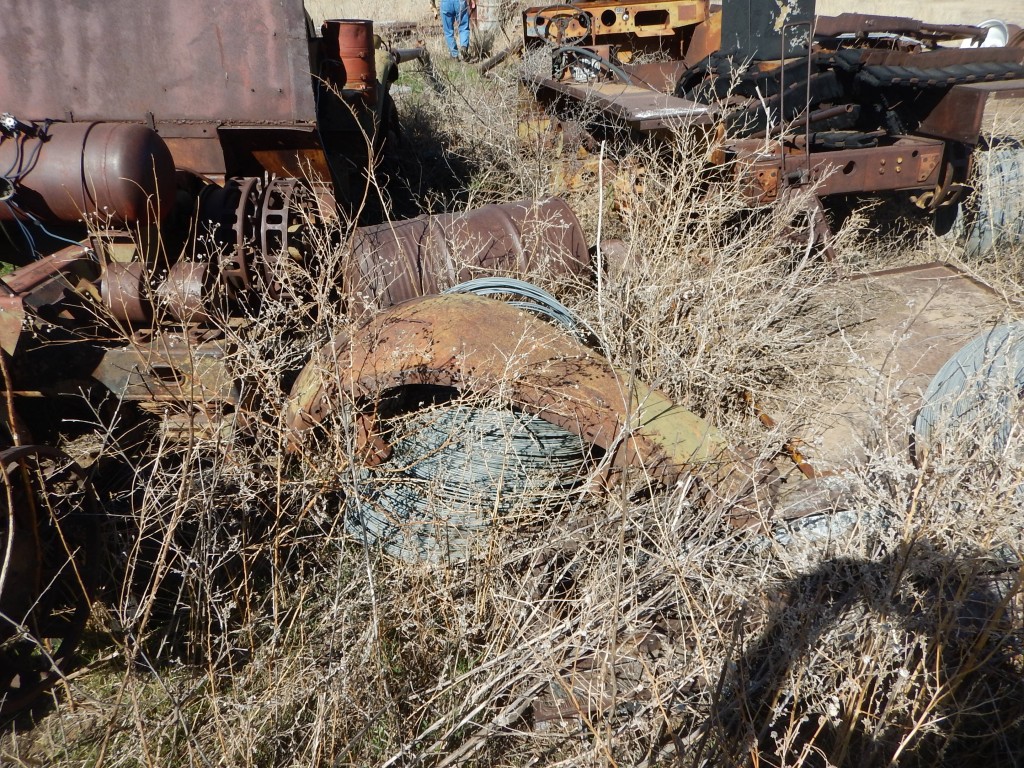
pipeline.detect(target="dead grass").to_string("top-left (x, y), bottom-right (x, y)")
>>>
top-left (4, 36), bottom-right (1024, 768)
top-left (816, 0), bottom-right (1023, 26)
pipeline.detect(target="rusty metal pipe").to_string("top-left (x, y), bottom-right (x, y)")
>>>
top-left (345, 198), bottom-right (590, 311)
top-left (807, 104), bottom-right (856, 124)
top-left (480, 39), bottom-right (525, 76)
top-left (390, 47), bottom-right (426, 64)
top-left (101, 261), bottom-right (152, 325)
top-left (0, 122), bottom-right (176, 225)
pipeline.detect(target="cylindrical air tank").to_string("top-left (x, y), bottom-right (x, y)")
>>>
top-left (0, 121), bottom-right (176, 225)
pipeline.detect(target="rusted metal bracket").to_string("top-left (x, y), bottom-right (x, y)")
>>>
top-left (91, 332), bottom-right (237, 406)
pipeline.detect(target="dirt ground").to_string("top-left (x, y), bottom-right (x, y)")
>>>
top-left (309, 0), bottom-right (1024, 27)
top-left (817, 0), bottom-right (1023, 25)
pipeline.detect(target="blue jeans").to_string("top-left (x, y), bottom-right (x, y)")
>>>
top-left (440, 0), bottom-right (470, 57)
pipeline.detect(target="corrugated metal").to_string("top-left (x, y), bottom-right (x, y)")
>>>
top-left (0, 0), bottom-right (317, 124)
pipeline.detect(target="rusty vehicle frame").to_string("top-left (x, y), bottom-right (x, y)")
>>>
top-left (521, 0), bottom-right (1024, 244)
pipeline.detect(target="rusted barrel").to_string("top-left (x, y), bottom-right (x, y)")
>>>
top-left (475, 0), bottom-right (503, 36)
top-left (322, 19), bottom-right (377, 104)
top-left (345, 198), bottom-right (590, 310)
top-left (0, 122), bottom-right (176, 225)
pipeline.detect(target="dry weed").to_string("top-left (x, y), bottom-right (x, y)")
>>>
top-left (4, 36), bottom-right (1024, 768)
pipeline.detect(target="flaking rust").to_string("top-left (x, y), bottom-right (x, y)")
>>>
top-left (285, 293), bottom-right (776, 523)
top-left (0, 0), bottom-right (600, 714)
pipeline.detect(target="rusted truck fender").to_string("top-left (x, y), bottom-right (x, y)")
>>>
top-left (285, 292), bottom-right (774, 518)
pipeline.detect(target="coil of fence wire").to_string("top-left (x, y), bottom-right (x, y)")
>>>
top-left (914, 321), bottom-right (1024, 462)
top-left (344, 279), bottom-right (603, 562)
top-left (444, 276), bottom-right (597, 344)
top-left (346, 402), bottom-right (590, 562)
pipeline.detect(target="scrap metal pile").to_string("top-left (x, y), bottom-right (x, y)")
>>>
top-left (524, 0), bottom-right (1024, 247)
top-left (0, 0), bottom-right (1022, 720)
top-left (0, 0), bottom-right (765, 714)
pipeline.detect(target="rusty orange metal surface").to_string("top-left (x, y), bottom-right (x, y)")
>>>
top-left (286, 293), bottom-right (773, 516)
top-left (322, 19), bottom-right (378, 105)
top-left (523, 0), bottom-right (707, 53)
top-left (345, 198), bottom-right (591, 311)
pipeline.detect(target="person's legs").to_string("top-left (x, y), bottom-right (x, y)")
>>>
top-left (440, 0), bottom-right (459, 57)
top-left (457, 2), bottom-right (470, 55)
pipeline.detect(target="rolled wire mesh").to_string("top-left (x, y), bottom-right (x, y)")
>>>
top-left (346, 403), bottom-right (589, 562)
top-left (915, 321), bottom-right (1024, 458)
top-left (443, 277), bottom-right (597, 343)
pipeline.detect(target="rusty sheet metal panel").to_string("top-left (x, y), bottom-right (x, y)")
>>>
top-left (346, 198), bottom-right (590, 311)
top-left (802, 263), bottom-right (1011, 467)
top-left (624, 60), bottom-right (692, 92)
top-left (0, 0), bottom-right (316, 125)
top-left (532, 77), bottom-right (715, 131)
top-left (286, 293), bottom-right (775, 518)
top-left (919, 80), bottom-right (1024, 144)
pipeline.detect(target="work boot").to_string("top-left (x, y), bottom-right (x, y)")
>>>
top-left (458, 47), bottom-right (470, 62)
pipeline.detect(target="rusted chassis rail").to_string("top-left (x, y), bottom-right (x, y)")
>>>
top-left (525, 5), bottom-right (1024, 213)
top-left (530, 73), bottom-right (1023, 207)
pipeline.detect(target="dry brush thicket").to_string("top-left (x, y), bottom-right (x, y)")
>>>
top-left (5, 46), bottom-right (1024, 768)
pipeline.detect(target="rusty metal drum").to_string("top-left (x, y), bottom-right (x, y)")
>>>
top-left (321, 19), bottom-right (377, 103)
top-left (345, 197), bottom-right (591, 310)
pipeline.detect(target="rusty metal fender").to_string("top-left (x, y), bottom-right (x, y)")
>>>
top-left (285, 293), bottom-right (773, 517)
